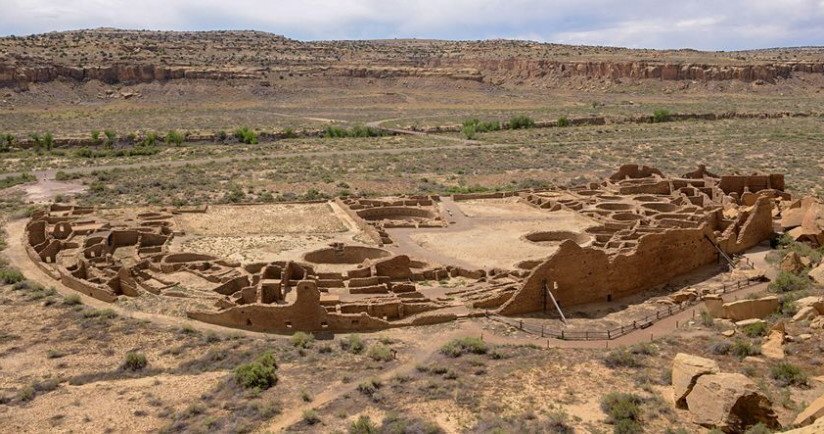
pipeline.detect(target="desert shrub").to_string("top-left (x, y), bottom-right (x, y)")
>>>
top-left (283, 127), bottom-right (297, 139)
top-left (708, 340), bottom-right (732, 355)
top-left (440, 337), bottom-right (488, 357)
top-left (29, 132), bottom-right (43, 151)
top-left (324, 125), bottom-right (348, 138)
top-left (42, 132), bottom-right (53, 151)
top-left (462, 118), bottom-right (501, 133)
top-left (461, 124), bottom-right (477, 140)
top-left (743, 423), bottom-right (772, 434)
top-left (83, 308), bottom-right (117, 319)
top-left (0, 133), bottom-right (13, 152)
top-left (652, 109), bottom-right (672, 123)
top-left (357, 378), bottom-right (382, 397)
top-left (165, 130), bottom-right (185, 145)
top-left (769, 271), bottom-right (810, 293)
top-left (349, 124), bottom-right (382, 137)
top-left (349, 415), bottom-right (378, 434)
top-left (234, 127), bottom-right (258, 144)
top-left (770, 362), bottom-right (807, 387)
top-left (0, 173), bottom-right (36, 189)
top-left (122, 352), bottom-right (148, 371)
top-left (367, 343), bottom-right (393, 362)
top-left (699, 309), bottom-right (715, 327)
top-left (63, 293), bottom-right (82, 305)
top-left (508, 115), bottom-right (535, 129)
top-left (340, 334), bottom-right (365, 354)
top-left (103, 130), bottom-right (116, 146)
top-left (557, 116), bottom-right (570, 127)
top-left (302, 409), bottom-right (320, 425)
top-left (0, 268), bottom-right (25, 284)
top-left (742, 321), bottom-right (768, 337)
top-left (600, 392), bottom-right (643, 426)
top-left (379, 412), bottom-right (443, 434)
top-left (234, 351), bottom-right (278, 390)
top-left (91, 130), bottom-right (101, 145)
top-left (613, 418), bottom-right (643, 434)
top-left (142, 131), bottom-right (158, 147)
top-left (603, 349), bottom-right (643, 368)
top-left (731, 339), bottom-right (760, 359)
top-left (290, 331), bottom-right (314, 348)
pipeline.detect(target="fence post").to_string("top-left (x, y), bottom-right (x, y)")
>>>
top-left (561, 330), bottom-right (564, 340)
top-left (633, 320), bottom-right (637, 329)
top-left (519, 320), bottom-right (523, 330)
top-left (541, 325), bottom-right (545, 337)
top-left (607, 329), bottom-right (611, 339)
top-left (585, 331), bottom-right (589, 340)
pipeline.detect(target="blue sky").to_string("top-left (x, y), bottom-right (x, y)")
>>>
top-left (1, 0), bottom-right (823, 50)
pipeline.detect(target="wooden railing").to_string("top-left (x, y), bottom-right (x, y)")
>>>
top-left (489, 277), bottom-right (762, 341)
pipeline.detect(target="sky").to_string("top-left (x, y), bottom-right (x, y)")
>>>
top-left (1, 0), bottom-right (823, 50)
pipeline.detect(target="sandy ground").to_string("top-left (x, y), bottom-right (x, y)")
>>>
top-left (174, 203), bottom-right (347, 236)
top-left (409, 200), bottom-right (597, 269)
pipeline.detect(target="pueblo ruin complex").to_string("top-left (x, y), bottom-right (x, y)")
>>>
top-left (21, 164), bottom-right (789, 334)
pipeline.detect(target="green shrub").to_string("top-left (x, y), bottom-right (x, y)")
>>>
top-left (63, 294), bottom-right (82, 305)
top-left (122, 351), bottom-right (148, 371)
top-left (440, 337), bottom-right (488, 357)
top-left (234, 351), bottom-right (278, 390)
top-left (302, 409), bottom-right (320, 425)
top-left (234, 127), bottom-right (258, 144)
top-left (349, 415), bottom-right (378, 434)
top-left (340, 334), bottom-right (365, 354)
top-left (142, 132), bottom-right (158, 147)
top-left (103, 130), bottom-right (117, 147)
top-left (731, 339), bottom-right (760, 359)
top-left (165, 130), bottom-right (185, 145)
top-left (461, 124), bottom-right (477, 140)
top-left (290, 331), bottom-right (314, 348)
top-left (769, 271), bottom-right (810, 293)
top-left (0, 173), bottom-right (36, 189)
top-left (603, 349), bottom-right (643, 368)
top-left (770, 362), bottom-right (807, 387)
top-left (508, 115), bottom-right (535, 129)
top-left (600, 392), bottom-right (643, 423)
top-left (557, 116), bottom-right (570, 127)
top-left (367, 343), bottom-right (393, 362)
top-left (0, 133), bottom-right (13, 152)
top-left (283, 127), bottom-right (297, 139)
top-left (0, 268), bottom-right (25, 284)
top-left (613, 418), bottom-right (644, 434)
top-left (743, 423), bottom-right (773, 434)
top-left (652, 109), bottom-right (672, 123)
top-left (91, 130), bottom-right (101, 145)
top-left (357, 378), bottom-right (382, 397)
top-left (742, 321), bottom-right (768, 337)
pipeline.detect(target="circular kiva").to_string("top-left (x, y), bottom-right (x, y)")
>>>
top-left (303, 245), bottom-right (392, 264)
top-left (355, 206), bottom-right (435, 221)
top-left (522, 230), bottom-right (594, 246)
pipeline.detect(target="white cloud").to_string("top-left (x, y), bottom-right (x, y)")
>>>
top-left (0, 0), bottom-right (822, 49)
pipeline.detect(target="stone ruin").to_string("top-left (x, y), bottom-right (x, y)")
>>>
top-left (22, 164), bottom-right (795, 333)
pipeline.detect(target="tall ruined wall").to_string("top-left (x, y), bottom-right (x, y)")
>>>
top-left (498, 227), bottom-right (718, 315)
top-left (499, 197), bottom-right (775, 316)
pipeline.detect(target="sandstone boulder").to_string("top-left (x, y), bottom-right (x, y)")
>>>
top-left (783, 417), bottom-right (824, 434)
top-left (685, 372), bottom-right (778, 432)
top-left (811, 316), bottom-right (824, 329)
top-left (781, 251), bottom-right (806, 274)
top-left (795, 296), bottom-right (824, 314)
top-left (808, 265), bottom-right (824, 286)
top-left (672, 353), bottom-right (720, 408)
top-left (794, 393), bottom-right (824, 427)
top-left (723, 296), bottom-right (779, 321)
top-left (793, 306), bottom-right (820, 322)
top-left (761, 322), bottom-right (785, 360)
